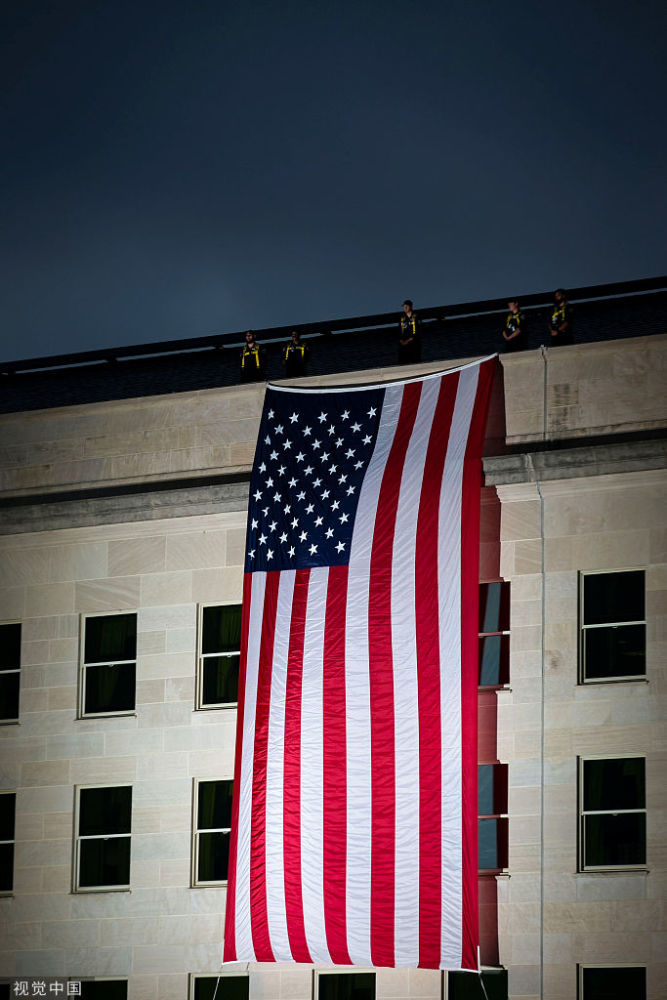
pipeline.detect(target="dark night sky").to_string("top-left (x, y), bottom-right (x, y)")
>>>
top-left (2, 0), bottom-right (666, 360)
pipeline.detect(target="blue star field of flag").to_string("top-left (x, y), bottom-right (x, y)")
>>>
top-left (245, 386), bottom-right (384, 572)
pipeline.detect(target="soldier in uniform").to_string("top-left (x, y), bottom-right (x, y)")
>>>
top-left (398, 299), bottom-right (422, 363)
top-left (282, 330), bottom-right (310, 378)
top-left (549, 289), bottom-right (573, 345)
top-left (240, 331), bottom-right (265, 383)
top-left (501, 299), bottom-right (527, 352)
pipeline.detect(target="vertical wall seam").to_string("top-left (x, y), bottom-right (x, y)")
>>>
top-left (527, 452), bottom-right (547, 1000)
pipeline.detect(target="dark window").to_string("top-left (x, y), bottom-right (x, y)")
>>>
top-left (195, 780), bottom-right (233, 884)
top-left (0, 622), bottom-right (21, 722)
top-left (448, 969), bottom-right (508, 999)
top-left (82, 614), bottom-right (137, 716)
top-left (78, 982), bottom-right (128, 1000)
top-left (193, 976), bottom-right (249, 1000)
top-left (478, 583), bottom-right (510, 686)
top-left (580, 966), bottom-right (645, 999)
top-left (198, 605), bottom-right (242, 708)
top-left (0, 792), bottom-right (16, 893)
top-left (580, 758), bottom-right (646, 870)
top-left (478, 765), bottom-right (508, 871)
top-left (318, 973), bottom-right (376, 1000)
top-left (77, 786), bottom-right (132, 890)
top-left (581, 571), bottom-right (645, 681)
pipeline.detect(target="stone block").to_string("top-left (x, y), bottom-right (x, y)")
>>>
top-left (15, 950), bottom-right (66, 976)
top-left (165, 627), bottom-right (196, 654)
top-left (20, 760), bottom-right (70, 787)
top-left (108, 536), bottom-right (166, 577)
top-left (69, 755), bottom-right (136, 785)
top-left (75, 577), bottom-right (140, 613)
top-left (49, 542), bottom-right (108, 583)
top-left (191, 567), bottom-right (242, 603)
top-left (140, 571), bottom-right (194, 606)
top-left (139, 605), bottom-right (196, 632)
top-left (63, 946), bottom-right (132, 976)
top-left (25, 583), bottom-right (75, 617)
top-left (166, 531), bottom-right (228, 571)
top-left (41, 919), bottom-right (100, 949)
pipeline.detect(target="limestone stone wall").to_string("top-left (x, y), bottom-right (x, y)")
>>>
top-left (496, 469), bottom-right (667, 1000)
top-left (0, 512), bottom-right (451, 999)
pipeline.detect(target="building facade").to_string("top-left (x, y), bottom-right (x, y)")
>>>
top-left (0, 323), bottom-right (665, 999)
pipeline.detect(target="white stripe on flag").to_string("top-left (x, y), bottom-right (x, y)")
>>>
top-left (234, 572), bottom-right (265, 963)
top-left (300, 568), bottom-right (332, 965)
top-left (264, 570), bottom-right (296, 961)
top-left (345, 383), bottom-right (404, 966)
top-left (391, 376), bottom-right (440, 966)
top-left (439, 365), bottom-right (479, 968)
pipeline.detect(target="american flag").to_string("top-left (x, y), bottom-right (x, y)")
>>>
top-left (224, 356), bottom-right (495, 971)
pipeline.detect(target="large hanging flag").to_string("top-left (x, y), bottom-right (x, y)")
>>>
top-left (223, 356), bottom-right (496, 971)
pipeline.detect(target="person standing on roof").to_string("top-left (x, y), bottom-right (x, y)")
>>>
top-left (398, 299), bottom-right (422, 363)
top-left (501, 299), bottom-right (527, 352)
top-left (282, 330), bottom-right (310, 378)
top-left (549, 289), bottom-right (573, 345)
top-left (240, 330), bottom-right (266, 383)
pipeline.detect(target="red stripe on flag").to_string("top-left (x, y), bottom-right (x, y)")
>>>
top-left (249, 571), bottom-right (279, 962)
top-left (414, 372), bottom-right (460, 967)
top-left (368, 381), bottom-right (422, 967)
top-left (322, 564), bottom-right (352, 965)
top-left (459, 360), bottom-right (495, 970)
top-left (282, 569), bottom-right (313, 963)
top-left (223, 571), bottom-right (253, 962)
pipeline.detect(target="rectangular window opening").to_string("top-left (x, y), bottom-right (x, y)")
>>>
top-left (76, 981), bottom-right (129, 1000)
top-left (317, 972), bottom-right (376, 1000)
top-left (197, 604), bottom-right (242, 709)
top-left (478, 765), bottom-right (508, 872)
top-left (0, 791), bottom-right (16, 894)
top-left (580, 570), bottom-right (646, 683)
top-left (193, 779), bottom-right (233, 885)
top-left (75, 785), bottom-right (132, 891)
top-left (478, 583), bottom-right (510, 687)
top-left (447, 969), bottom-right (508, 999)
top-left (0, 622), bottom-right (21, 723)
top-left (579, 964), bottom-right (646, 1000)
top-left (191, 975), bottom-right (249, 1000)
top-left (579, 757), bottom-right (646, 871)
top-left (81, 613), bottom-right (137, 717)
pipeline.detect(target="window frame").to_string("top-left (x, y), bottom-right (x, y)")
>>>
top-left (478, 581), bottom-right (510, 689)
top-left (192, 778), bottom-right (234, 887)
top-left (578, 963), bottom-right (646, 1000)
top-left (74, 783), bottom-right (132, 893)
top-left (0, 790), bottom-right (16, 895)
top-left (74, 979), bottom-right (129, 999)
top-left (196, 602), bottom-right (242, 711)
top-left (478, 764), bottom-right (509, 873)
top-left (79, 611), bottom-right (137, 719)
top-left (314, 969), bottom-right (377, 1000)
top-left (188, 973), bottom-right (249, 1000)
top-left (445, 967), bottom-right (508, 999)
top-left (579, 568), bottom-right (646, 684)
top-left (0, 620), bottom-right (22, 724)
top-left (578, 755), bottom-right (646, 872)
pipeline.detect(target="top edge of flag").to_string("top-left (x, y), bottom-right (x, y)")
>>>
top-left (265, 354), bottom-right (498, 395)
